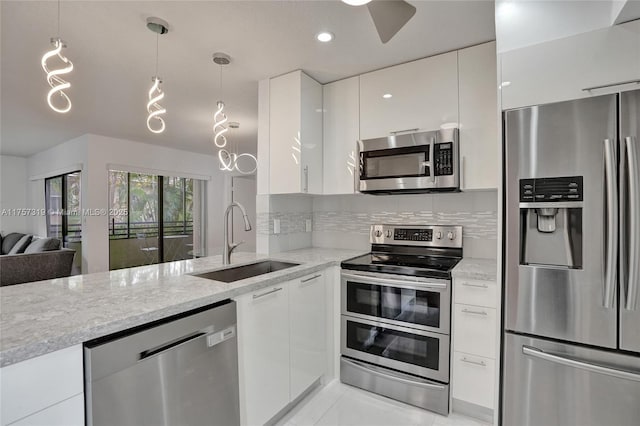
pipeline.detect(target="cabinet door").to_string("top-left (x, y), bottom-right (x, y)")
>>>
top-left (300, 73), bottom-right (324, 194)
top-left (289, 272), bottom-right (326, 400)
top-left (359, 51), bottom-right (458, 140)
top-left (270, 72), bottom-right (302, 194)
top-left (458, 42), bottom-right (499, 190)
top-left (323, 77), bottom-right (360, 194)
top-left (236, 285), bottom-right (290, 426)
top-left (501, 20), bottom-right (640, 110)
top-left (9, 393), bottom-right (84, 426)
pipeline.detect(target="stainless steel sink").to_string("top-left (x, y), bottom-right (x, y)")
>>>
top-left (193, 260), bottom-right (300, 283)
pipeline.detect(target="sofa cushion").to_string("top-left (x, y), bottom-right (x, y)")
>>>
top-left (7, 234), bottom-right (32, 255)
top-left (2, 233), bottom-right (25, 255)
top-left (24, 237), bottom-right (61, 254)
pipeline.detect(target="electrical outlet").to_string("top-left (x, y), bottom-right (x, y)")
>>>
top-left (273, 219), bottom-right (280, 234)
top-left (306, 219), bottom-right (312, 233)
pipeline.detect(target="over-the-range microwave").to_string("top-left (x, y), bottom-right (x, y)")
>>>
top-left (357, 128), bottom-right (459, 194)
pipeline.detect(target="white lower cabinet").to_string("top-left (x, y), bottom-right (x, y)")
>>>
top-left (236, 284), bottom-right (291, 426)
top-left (236, 271), bottom-right (327, 425)
top-left (0, 345), bottom-right (84, 426)
top-left (290, 273), bottom-right (326, 400)
top-left (451, 352), bottom-right (495, 409)
top-left (451, 277), bottom-right (498, 422)
top-left (10, 394), bottom-right (84, 426)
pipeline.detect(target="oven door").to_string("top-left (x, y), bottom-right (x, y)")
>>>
top-left (341, 315), bottom-right (450, 382)
top-left (341, 271), bottom-right (450, 334)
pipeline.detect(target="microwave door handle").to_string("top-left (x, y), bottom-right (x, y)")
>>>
top-left (603, 138), bottom-right (618, 309)
top-left (429, 137), bottom-right (436, 183)
top-left (624, 136), bottom-right (639, 311)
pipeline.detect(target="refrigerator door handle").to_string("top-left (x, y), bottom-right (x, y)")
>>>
top-left (523, 345), bottom-right (640, 382)
top-left (603, 138), bottom-right (618, 309)
top-left (624, 136), bottom-right (639, 311)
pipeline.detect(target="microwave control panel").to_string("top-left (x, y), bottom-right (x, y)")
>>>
top-left (434, 143), bottom-right (454, 176)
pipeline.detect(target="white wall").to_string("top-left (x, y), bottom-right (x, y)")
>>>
top-left (26, 134), bottom-right (229, 273)
top-left (0, 155), bottom-right (29, 234)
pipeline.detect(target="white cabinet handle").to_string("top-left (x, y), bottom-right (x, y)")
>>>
top-left (461, 308), bottom-right (488, 316)
top-left (461, 281), bottom-right (489, 289)
top-left (301, 274), bottom-right (321, 284)
top-left (461, 357), bottom-right (486, 367)
top-left (252, 287), bottom-right (283, 299)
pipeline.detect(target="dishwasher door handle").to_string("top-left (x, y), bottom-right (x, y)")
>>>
top-left (139, 331), bottom-right (207, 360)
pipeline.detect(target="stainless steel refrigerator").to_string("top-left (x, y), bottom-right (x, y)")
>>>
top-left (503, 90), bottom-right (640, 425)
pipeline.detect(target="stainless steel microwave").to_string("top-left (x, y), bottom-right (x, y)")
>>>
top-left (357, 128), bottom-right (459, 194)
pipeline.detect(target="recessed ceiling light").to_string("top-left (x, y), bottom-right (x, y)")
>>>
top-left (342, 0), bottom-right (372, 6)
top-left (383, 93), bottom-right (393, 99)
top-left (316, 32), bottom-right (334, 42)
top-left (500, 81), bottom-right (512, 89)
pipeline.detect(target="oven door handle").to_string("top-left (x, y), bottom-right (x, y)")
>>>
top-left (342, 357), bottom-right (446, 391)
top-left (341, 272), bottom-right (447, 290)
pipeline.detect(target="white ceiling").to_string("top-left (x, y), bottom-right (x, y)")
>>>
top-left (0, 0), bottom-right (496, 158)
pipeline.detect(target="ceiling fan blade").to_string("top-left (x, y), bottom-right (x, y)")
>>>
top-left (366, 0), bottom-right (417, 44)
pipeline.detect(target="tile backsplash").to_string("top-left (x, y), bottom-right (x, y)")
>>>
top-left (257, 190), bottom-right (498, 259)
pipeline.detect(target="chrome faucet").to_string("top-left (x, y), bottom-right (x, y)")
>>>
top-left (223, 202), bottom-right (252, 265)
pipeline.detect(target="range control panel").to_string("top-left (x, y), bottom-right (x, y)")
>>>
top-left (394, 228), bottom-right (433, 242)
top-left (520, 176), bottom-right (583, 202)
top-left (370, 224), bottom-right (463, 249)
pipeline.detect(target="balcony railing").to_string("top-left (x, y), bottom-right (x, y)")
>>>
top-left (109, 220), bottom-right (194, 239)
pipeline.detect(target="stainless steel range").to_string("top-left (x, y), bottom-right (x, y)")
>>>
top-left (340, 224), bottom-right (462, 416)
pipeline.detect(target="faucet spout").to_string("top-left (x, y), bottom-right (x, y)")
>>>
top-left (223, 202), bottom-right (253, 265)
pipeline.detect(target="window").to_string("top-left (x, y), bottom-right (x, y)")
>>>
top-left (108, 170), bottom-right (205, 270)
top-left (45, 171), bottom-right (81, 275)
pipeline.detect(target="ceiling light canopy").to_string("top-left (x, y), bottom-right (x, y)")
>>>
top-left (146, 17), bottom-right (169, 134)
top-left (342, 0), bottom-right (372, 6)
top-left (316, 32), bottom-right (334, 42)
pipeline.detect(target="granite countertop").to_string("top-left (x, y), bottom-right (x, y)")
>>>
top-left (0, 248), bottom-right (365, 368)
top-left (452, 257), bottom-right (498, 281)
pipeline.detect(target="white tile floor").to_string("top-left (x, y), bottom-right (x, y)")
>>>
top-left (275, 381), bottom-right (490, 426)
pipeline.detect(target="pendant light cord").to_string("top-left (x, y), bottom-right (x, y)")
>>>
top-left (219, 64), bottom-right (223, 101)
top-left (57, 0), bottom-right (60, 38)
top-left (155, 33), bottom-right (159, 77)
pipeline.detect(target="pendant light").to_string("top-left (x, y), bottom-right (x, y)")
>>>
top-left (146, 17), bottom-right (168, 134)
top-left (211, 52), bottom-right (257, 175)
top-left (41, 0), bottom-right (73, 113)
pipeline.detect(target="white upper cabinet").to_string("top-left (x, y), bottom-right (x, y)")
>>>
top-left (323, 76), bottom-right (360, 194)
top-left (458, 42), bottom-right (499, 190)
top-left (359, 51), bottom-right (459, 140)
top-left (268, 70), bottom-right (323, 195)
top-left (501, 20), bottom-right (640, 110)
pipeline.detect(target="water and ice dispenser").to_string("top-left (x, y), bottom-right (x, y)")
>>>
top-left (519, 176), bottom-right (583, 268)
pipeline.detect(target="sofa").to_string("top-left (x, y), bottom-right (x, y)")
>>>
top-left (0, 233), bottom-right (76, 286)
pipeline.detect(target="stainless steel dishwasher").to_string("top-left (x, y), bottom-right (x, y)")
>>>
top-left (85, 300), bottom-right (240, 426)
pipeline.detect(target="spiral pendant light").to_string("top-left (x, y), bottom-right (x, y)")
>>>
top-left (211, 53), bottom-right (257, 175)
top-left (146, 17), bottom-right (169, 134)
top-left (41, 0), bottom-right (73, 113)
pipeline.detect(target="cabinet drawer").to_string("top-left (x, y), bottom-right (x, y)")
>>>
top-left (453, 304), bottom-right (497, 359)
top-left (452, 351), bottom-right (495, 409)
top-left (454, 278), bottom-right (497, 308)
top-left (0, 346), bottom-right (83, 426)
